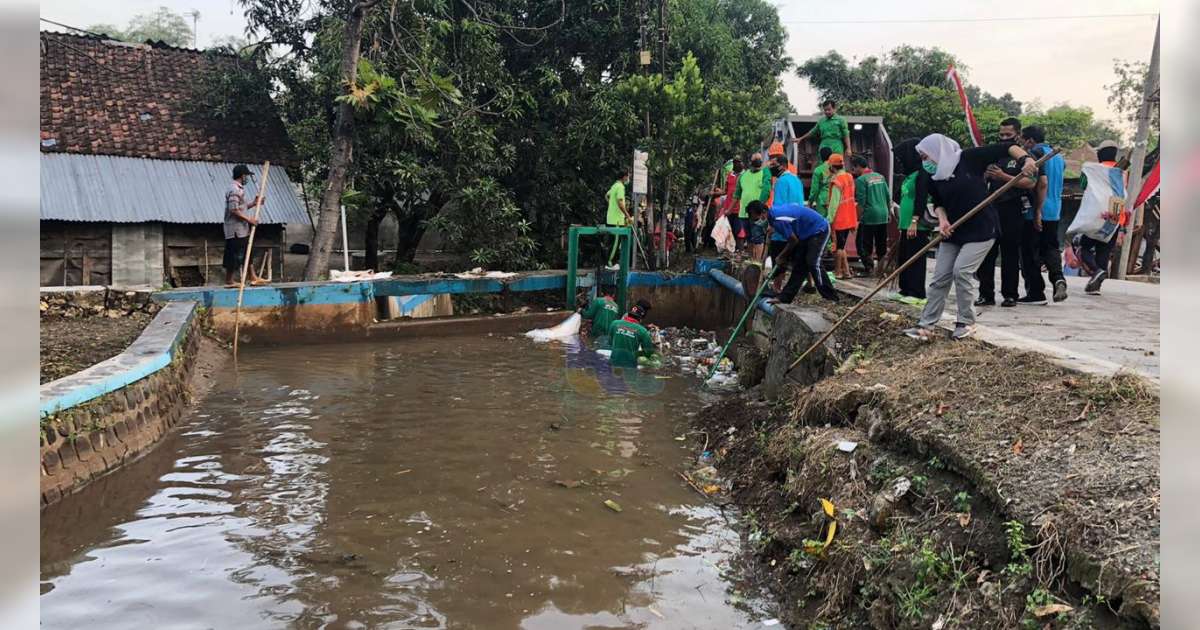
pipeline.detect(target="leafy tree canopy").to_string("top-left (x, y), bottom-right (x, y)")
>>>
top-left (89, 6), bottom-right (194, 47)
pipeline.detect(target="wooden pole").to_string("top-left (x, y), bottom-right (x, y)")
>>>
top-left (784, 149), bottom-right (1061, 375)
top-left (233, 161), bottom-right (271, 360)
top-left (1115, 16), bottom-right (1159, 279)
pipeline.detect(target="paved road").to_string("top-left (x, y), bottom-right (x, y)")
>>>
top-left (838, 269), bottom-right (1160, 381)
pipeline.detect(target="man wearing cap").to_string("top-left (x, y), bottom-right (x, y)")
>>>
top-left (224, 164), bottom-right (268, 287)
top-left (607, 299), bottom-right (658, 369)
top-left (826, 153), bottom-right (858, 279)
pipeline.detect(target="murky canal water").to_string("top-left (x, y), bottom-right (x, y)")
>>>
top-left (41, 334), bottom-right (776, 628)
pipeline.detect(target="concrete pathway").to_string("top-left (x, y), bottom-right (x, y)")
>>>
top-left (838, 268), bottom-right (1160, 382)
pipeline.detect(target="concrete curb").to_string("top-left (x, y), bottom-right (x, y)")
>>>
top-left (40, 301), bottom-right (198, 415)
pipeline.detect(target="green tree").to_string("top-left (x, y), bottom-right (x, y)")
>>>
top-left (1106, 58), bottom-right (1159, 140)
top-left (89, 6), bottom-right (194, 47)
top-left (795, 45), bottom-right (963, 105)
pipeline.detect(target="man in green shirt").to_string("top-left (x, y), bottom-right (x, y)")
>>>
top-left (807, 146), bottom-right (834, 220)
top-left (850, 155), bottom-right (890, 275)
top-left (733, 152), bottom-right (771, 250)
top-left (795, 99), bottom-right (852, 159)
top-left (605, 169), bottom-right (630, 267)
top-left (607, 299), bottom-right (657, 369)
top-left (580, 285), bottom-right (621, 341)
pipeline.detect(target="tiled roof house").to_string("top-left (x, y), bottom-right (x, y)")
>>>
top-left (40, 31), bottom-right (310, 287)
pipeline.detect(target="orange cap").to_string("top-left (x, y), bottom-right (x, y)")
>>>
top-left (768, 140), bottom-right (785, 157)
top-left (828, 153), bottom-right (844, 166)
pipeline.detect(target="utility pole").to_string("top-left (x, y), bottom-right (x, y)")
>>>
top-left (656, 0), bottom-right (669, 268)
top-left (638, 0), bottom-right (655, 270)
top-left (187, 9), bottom-right (200, 48)
top-left (1115, 16), bottom-right (1159, 279)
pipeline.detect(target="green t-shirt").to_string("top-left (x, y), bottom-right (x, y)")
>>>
top-left (606, 180), bottom-right (626, 225)
top-left (899, 172), bottom-right (931, 231)
top-left (809, 162), bottom-right (831, 218)
top-left (734, 168), bottom-right (771, 218)
top-left (608, 318), bottom-right (655, 368)
top-left (582, 296), bottom-right (620, 337)
top-left (815, 115), bottom-right (849, 155)
top-left (854, 171), bottom-right (890, 225)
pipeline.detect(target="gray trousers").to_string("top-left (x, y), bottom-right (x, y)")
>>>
top-left (918, 239), bottom-right (995, 327)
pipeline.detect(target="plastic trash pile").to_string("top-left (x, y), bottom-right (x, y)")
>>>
top-left (654, 327), bottom-right (740, 391)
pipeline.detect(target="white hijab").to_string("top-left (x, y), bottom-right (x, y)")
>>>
top-left (916, 133), bottom-right (962, 181)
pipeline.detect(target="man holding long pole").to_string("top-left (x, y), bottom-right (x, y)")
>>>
top-left (224, 164), bottom-right (269, 288)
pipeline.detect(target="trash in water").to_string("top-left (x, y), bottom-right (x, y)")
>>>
top-left (603, 499), bottom-right (623, 512)
top-left (525, 313), bottom-right (581, 341)
top-left (836, 440), bottom-right (858, 453)
top-left (762, 620), bottom-right (781, 627)
top-left (555, 480), bottom-right (582, 489)
top-left (692, 465), bottom-right (719, 482)
top-left (702, 484), bottom-right (720, 495)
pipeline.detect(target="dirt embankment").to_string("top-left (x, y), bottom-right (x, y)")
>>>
top-left (40, 291), bottom-right (162, 383)
top-left (695, 300), bottom-right (1159, 629)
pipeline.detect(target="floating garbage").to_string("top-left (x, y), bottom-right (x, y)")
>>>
top-left (525, 313), bottom-right (581, 341)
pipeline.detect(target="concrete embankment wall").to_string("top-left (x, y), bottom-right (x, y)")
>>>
top-left (39, 300), bottom-right (205, 507)
top-left (154, 265), bottom-right (743, 343)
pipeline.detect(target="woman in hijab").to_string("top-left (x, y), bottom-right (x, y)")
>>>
top-left (902, 134), bottom-right (1038, 341)
top-left (892, 138), bottom-right (932, 303)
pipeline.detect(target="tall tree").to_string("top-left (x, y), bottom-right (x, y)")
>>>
top-left (88, 6), bottom-right (194, 47)
top-left (1106, 58), bottom-right (1160, 140)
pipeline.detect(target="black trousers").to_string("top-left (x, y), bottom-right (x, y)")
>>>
top-left (897, 230), bottom-right (930, 299)
top-left (778, 231), bottom-right (837, 303)
top-left (976, 200), bottom-right (1025, 301)
top-left (685, 220), bottom-right (696, 253)
top-left (858, 223), bottom-right (888, 271)
top-left (1078, 235), bottom-right (1113, 275)
top-left (1019, 219), bottom-right (1063, 299)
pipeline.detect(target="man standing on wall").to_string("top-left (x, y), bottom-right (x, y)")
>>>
top-left (794, 99), bottom-right (852, 159)
top-left (1019, 125), bottom-right (1069, 303)
top-left (224, 164), bottom-right (268, 288)
top-left (975, 118), bottom-right (1035, 307)
top-left (604, 169), bottom-right (631, 269)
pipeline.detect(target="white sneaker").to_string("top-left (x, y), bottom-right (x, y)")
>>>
top-left (951, 324), bottom-right (977, 341)
top-left (903, 326), bottom-right (935, 341)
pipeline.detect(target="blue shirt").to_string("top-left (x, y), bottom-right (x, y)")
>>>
top-left (769, 171), bottom-right (805, 241)
top-left (1028, 143), bottom-right (1065, 221)
top-left (769, 203), bottom-right (828, 241)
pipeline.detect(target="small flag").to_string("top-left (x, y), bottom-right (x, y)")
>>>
top-left (946, 64), bottom-right (983, 147)
top-left (1134, 161), bottom-right (1159, 210)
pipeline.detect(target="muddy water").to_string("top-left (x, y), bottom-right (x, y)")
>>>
top-left (41, 334), bottom-right (777, 629)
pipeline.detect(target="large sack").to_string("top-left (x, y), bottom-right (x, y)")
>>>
top-left (525, 312), bottom-right (582, 341)
top-left (711, 214), bottom-right (736, 255)
top-left (1067, 162), bottom-right (1125, 242)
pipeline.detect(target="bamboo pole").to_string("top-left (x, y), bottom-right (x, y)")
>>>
top-left (233, 161), bottom-right (271, 360)
top-left (784, 149), bottom-right (1061, 375)
top-left (1115, 17), bottom-right (1159, 279)
top-left (706, 265), bottom-right (779, 381)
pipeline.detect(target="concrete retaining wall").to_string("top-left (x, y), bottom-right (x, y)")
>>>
top-left (39, 301), bottom-right (204, 507)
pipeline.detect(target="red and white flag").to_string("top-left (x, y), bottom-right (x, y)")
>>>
top-left (1134, 160), bottom-right (1160, 209)
top-left (946, 64), bottom-right (983, 147)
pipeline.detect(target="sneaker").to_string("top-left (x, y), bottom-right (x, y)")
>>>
top-left (1085, 270), bottom-right (1106, 295)
top-left (802, 283), bottom-right (816, 294)
top-left (898, 295), bottom-right (927, 307)
top-left (951, 324), bottom-right (977, 340)
top-left (1001, 297), bottom-right (1017, 307)
top-left (1017, 295), bottom-right (1048, 305)
top-left (903, 326), bottom-right (935, 341)
top-left (1052, 279), bottom-right (1069, 302)
top-left (605, 264), bottom-right (620, 271)
top-left (974, 296), bottom-right (995, 307)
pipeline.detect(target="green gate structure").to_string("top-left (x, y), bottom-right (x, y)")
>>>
top-left (565, 225), bottom-right (632, 313)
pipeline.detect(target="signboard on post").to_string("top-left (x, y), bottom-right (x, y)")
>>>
top-left (632, 150), bottom-right (649, 195)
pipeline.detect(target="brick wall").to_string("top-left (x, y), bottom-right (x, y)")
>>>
top-left (39, 318), bottom-right (200, 507)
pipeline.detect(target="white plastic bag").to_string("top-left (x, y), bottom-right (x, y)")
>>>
top-left (1067, 162), bottom-right (1125, 242)
top-left (525, 313), bottom-right (582, 341)
top-left (711, 214), bottom-right (736, 255)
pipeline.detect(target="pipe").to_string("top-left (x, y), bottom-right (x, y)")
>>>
top-left (708, 268), bottom-right (775, 317)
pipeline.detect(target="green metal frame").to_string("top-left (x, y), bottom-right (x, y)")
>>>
top-left (566, 225), bottom-right (632, 313)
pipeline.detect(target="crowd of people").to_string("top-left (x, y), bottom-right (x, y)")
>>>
top-left (602, 102), bottom-right (1135, 343)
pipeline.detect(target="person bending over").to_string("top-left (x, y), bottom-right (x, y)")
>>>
top-left (580, 285), bottom-right (621, 345)
top-left (747, 200), bottom-right (838, 304)
top-left (608, 299), bottom-right (658, 368)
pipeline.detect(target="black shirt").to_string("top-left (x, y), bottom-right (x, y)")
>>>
top-left (989, 141), bottom-right (1029, 205)
top-left (928, 143), bottom-right (1017, 244)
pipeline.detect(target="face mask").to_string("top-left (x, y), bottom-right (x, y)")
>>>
top-left (750, 159), bottom-right (763, 169)
top-left (922, 160), bottom-right (937, 175)
top-left (770, 165), bottom-right (782, 176)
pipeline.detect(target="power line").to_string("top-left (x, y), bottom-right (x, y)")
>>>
top-left (39, 18), bottom-right (109, 38)
top-left (783, 12), bottom-right (1157, 25)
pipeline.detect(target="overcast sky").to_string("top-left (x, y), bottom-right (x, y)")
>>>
top-left (41, 0), bottom-right (1159, 131)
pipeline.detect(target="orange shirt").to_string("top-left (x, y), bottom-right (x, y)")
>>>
top-left (829, 171), bottom-right (858, 231)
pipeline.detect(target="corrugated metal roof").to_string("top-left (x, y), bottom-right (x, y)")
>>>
top-left (41, 154), bottom-right (311, 225)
